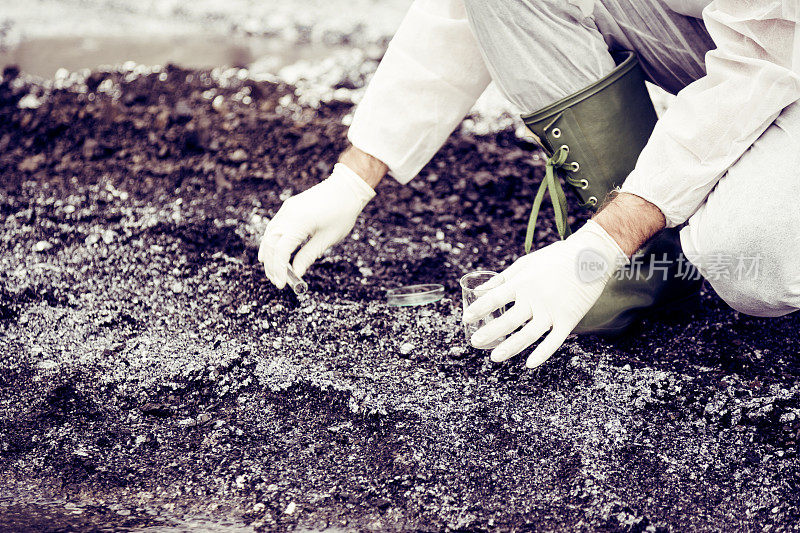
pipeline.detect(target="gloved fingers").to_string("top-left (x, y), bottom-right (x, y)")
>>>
top-left (474, 273), bottom-right (505, 293)
top-left (260, 241), bottom-right (279, 286)
top-left (258, 221), bottom-right (280, 263)
top-left (258, 213), bottom-right (287, 269)
top-left (258, 228), bottom-right (280, 264)
top-left (462, 283), bottom-right (515, 324)
top-left (259, 207), bottom-right (291, 253)
top-left (470, 304), bottom-right (530, 349)
top-left (490, 313), bottom-right (551, 362)
top-left (260, 233), bottom-right (286, 287)
top-left (257, 236), bottom-right (269, 263)
top-left (498, 258), bottom-right (527, 282)
top-left (292, 232), bottom-right (331, 278)
top-left (525, 327), bottom-right (570, 369)
top-left (269, 232), bottom-right (306, 289)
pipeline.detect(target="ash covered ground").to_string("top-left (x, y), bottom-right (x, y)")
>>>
top-left (1, 62), bottom-right (800, 532)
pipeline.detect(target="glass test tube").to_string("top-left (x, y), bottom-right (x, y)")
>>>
top-left (287, 264), bottom-right (308, 295)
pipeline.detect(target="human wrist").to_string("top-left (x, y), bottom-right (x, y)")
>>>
top-left (592, 192), bottom-right (666, 257)
top-left (338, 145), bottom-right (388, 190)
top-left (329, 163), bottom-right (376, 209)
top-left (571, 220), bottom-right (630, 283)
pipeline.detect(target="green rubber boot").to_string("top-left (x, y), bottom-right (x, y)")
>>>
top-left (520, 51), bottom-right (702, 335)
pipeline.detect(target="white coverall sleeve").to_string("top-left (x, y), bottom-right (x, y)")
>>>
top-left (347, 0), bottom-right (492, 184)
top-left (621, 0), bottom-right (800, 228)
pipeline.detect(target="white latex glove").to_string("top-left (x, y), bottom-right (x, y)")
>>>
top-left (258, 163), bottom-right (375, 289)
top-left (462, 220), bottom-right (629, 368)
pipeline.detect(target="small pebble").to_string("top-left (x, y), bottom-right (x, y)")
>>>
top-left (73, 447), bottom-right (89, 457)
top-left (448, 346), bottom-right (466, 359)
top-left (399, 342), bottom-right (414, 355)
top-left (284, 502), bottom-right (296, 515)
top-left (229, 149), bottom-right (248, 162)
top-left (212, 95), bottom-right (225, 111)
top-left (33, 241), bottom-right (52, 253)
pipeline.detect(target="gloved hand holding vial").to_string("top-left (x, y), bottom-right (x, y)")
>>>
top-left (258, 161), bottom-right (376, 293)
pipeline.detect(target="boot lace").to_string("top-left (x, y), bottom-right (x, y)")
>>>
top-left (524, 145), bottom-right (596, 253)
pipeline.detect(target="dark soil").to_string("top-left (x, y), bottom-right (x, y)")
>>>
top-left (1, 64), bottom-right (799, 532)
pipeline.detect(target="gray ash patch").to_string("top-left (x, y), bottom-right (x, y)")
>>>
top-left (0, 66), bottom-right (799, 532)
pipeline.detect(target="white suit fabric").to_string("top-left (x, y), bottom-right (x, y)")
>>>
top-left (347, 0), bottom-right (800, 317)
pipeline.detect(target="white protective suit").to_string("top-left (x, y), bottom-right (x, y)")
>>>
top-left (348, 0), bottom-right (800, 317)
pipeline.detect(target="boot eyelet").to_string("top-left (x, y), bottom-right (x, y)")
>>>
top-left (588, 196), bottom-right (598, 206)
top-left (570, 162), bottom-right (580, 172)
top-left (560, 145), bottom-right (569, 154)
top-left (551, 128), bottom-right (561, 138)
top-left (579, 179), bottom-right (589, 189)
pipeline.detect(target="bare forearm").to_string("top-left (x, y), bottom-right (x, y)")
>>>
top-left (592, 192), bottom-right (666, 257)
top-left (338, 145), bottom-right (388, 190)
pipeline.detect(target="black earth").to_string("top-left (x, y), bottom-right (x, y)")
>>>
top-left (1, 64), bottom-right (799, 532)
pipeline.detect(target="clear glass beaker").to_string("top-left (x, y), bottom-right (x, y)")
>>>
top-left (460, 270), bottom-right (506, 350)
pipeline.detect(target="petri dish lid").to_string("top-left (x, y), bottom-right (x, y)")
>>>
top-left (386, 284), bottom-right (445, 307)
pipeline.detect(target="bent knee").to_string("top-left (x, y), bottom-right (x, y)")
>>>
top-left (690, 246), bottom-right (800, 317)
top-left (711, 275), bottom-right (800, 318)
top-left (681, 227), bottom-right (800, 317)
top-left (678, 101), bottom-right (800, 318)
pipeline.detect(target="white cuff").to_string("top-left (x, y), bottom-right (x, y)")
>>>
top-left (619, 175), bottom-right (685, 228)
top-left (346, 0), bottom-right (491, 184)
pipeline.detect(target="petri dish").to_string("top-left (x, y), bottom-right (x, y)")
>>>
top-left (386, 284), bottom-right (445, 307)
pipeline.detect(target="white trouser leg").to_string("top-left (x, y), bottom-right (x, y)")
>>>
top-left (462, 0), bottom-right (714, 113)
top-left (679, 101), bottom-right (800, 317)
top-left (463, 0), bottom-right (617, 113)
top-left (592, 0), bottom-right (713, 94)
